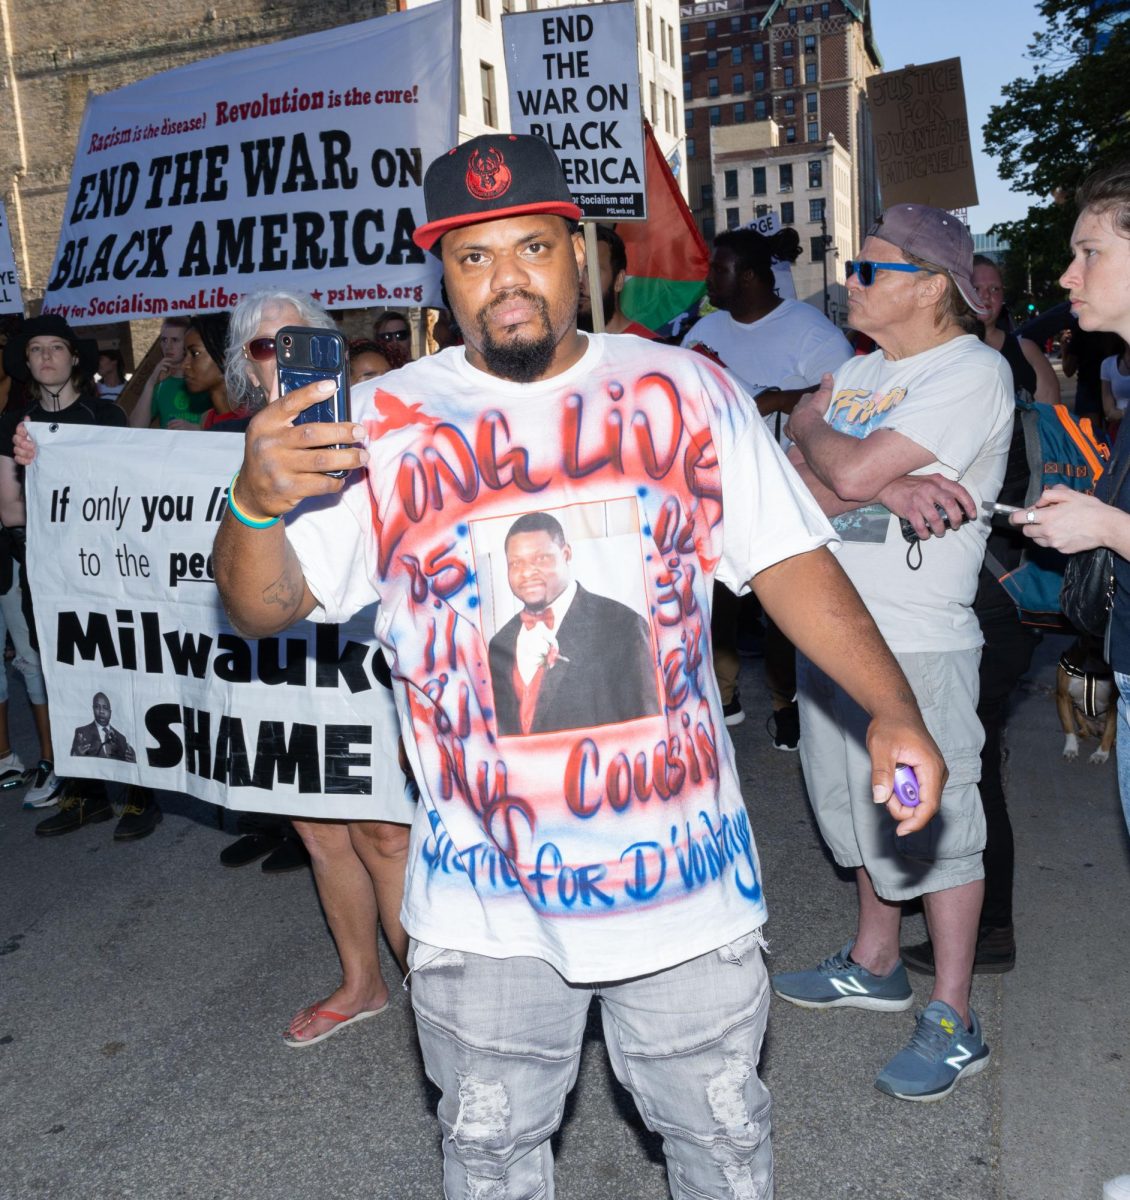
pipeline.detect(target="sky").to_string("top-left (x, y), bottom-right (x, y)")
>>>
top-left (868, 0), bottom-right (1048, 233)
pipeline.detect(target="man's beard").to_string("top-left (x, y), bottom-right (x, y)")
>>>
top-left (577, 284), bottom-right (616, 333)
top-left (476, 290), bottom-right (557, 382)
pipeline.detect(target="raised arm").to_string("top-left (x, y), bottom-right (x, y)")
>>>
top-left (213, 379), bottom-right (368, 638)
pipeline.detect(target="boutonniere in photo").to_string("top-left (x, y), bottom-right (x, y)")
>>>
top-left (540, 641), bottom-right (570, 670)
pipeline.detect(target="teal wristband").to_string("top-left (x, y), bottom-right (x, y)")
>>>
top-left (227, 473), bottom-right (280, 529)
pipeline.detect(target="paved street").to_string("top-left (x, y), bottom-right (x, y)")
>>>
top-left (2, 629), bottom-right (1128, 1200)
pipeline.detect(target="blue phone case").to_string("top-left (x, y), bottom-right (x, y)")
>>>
top-left (277, 331), bottom-right (349, 425)
top-left (276, 328), bottom-right (350, 476)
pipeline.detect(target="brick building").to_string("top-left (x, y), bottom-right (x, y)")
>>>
top-left (680, 0), bottom-right (881, 262)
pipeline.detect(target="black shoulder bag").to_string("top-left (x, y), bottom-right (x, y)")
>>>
top-left (1060, 443), bottom-right (1130, 642)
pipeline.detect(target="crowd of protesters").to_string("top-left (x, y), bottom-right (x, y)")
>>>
top-left (4, 135), bottom-right (1130, 1198)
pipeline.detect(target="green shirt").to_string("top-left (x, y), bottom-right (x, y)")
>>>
top-left (152, 377), bottom-right (212, 428)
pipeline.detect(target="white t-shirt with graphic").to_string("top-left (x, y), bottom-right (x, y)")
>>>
top-left (681, 300), bottom-right (853, 441)
top-left (824, 335), bottom-right (1013, 653)
top-left (286, 334), bottom-right (836, 982)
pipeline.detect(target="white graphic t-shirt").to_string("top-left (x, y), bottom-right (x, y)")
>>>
top-left (824, 335), bottom-right (1014, 653)
top-left (287, 334), bottom-right (836, 981)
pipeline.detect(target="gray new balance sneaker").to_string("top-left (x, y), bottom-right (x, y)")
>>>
top-left (771, 941), bottom-right (914, 1011)
top-left (875, 1000), bottom-right (990, 1102)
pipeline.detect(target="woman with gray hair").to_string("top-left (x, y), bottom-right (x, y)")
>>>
top-left (224, 288), bottom-right (336, 415)
top-left (223, 287), bottom-right (413, 1047)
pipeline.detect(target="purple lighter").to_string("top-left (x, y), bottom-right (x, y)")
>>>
top-left (892, 765), bottom-right (920, 808)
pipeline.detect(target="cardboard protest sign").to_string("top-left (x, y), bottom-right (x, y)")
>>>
top-left (503, 1), bottom-right (647, 220)
top-left (42, 1), bottom-right (459, 323)
top-left (26, 427), bottom-right (413, 822)
top-left (866, 57), bottom-right (978, 210)
top-left (0, 201), bottom-right (24, 316)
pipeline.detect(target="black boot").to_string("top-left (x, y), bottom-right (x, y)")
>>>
top-left (114, 786), bottom-right (162, 841)
top-left (35, 780), bottom-right (113, 837)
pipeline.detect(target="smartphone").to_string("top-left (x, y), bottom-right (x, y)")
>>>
top-left (276, 326), bottom-right (351, 479)
top-left (982, 501), bottom-right (1022, 516)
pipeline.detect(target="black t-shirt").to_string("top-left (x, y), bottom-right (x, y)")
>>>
top-left (0, 392), bottom-right (127, 591)
top-left (0, 392), bottom-right (127, 460)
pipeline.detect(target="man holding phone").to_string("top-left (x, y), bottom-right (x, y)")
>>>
top-left (214, 134), bottom-right (946, 1195)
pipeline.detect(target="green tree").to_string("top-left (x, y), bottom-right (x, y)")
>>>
top-left (983, 1), bottom-right (1130, 310)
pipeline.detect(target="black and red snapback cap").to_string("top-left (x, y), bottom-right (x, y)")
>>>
top-left (413, 133), bottom-right (582, 253)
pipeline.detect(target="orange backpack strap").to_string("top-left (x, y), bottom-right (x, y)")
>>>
top-left (1054, 405), bottom-right (1105, 483)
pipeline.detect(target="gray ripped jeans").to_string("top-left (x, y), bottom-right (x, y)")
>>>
top-left (408, 930), bottom-right (773, 1200)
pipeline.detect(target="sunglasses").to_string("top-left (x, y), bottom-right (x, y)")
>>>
top-left (845, 261), bottom-right (926, 287)
top-left (375, 329), bottom-right (410, 342)
top-left (244, 336), bottom-right (276, 362)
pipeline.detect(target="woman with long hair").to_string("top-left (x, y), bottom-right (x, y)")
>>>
top-left (182, 313), bottom-right (237, 429)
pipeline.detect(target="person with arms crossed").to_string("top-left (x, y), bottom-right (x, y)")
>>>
top-left (774, 204), bottom-right (1013, 1102)
top-left (214, 134), bottom-right (945, 1197)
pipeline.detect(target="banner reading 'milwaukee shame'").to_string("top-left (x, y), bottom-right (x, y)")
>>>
top-left (42, 1), bottom-right (459, 322)
top-left (26, 426), bottom-right (412, 823)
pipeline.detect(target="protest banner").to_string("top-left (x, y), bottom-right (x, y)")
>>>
top-left (866, 57), bottom-right (978, 210)
top-left (503, 1), bottom-right (647, 220)
top-left (25, 427), bottom-right (413, 822)
top-left (41, 1), bottom-right (459, 324)
top-left (0, 201), bottom-right (24, 316)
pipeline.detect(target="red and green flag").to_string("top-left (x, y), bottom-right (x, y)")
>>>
top-left (616, 122), bottom-right (709, 332)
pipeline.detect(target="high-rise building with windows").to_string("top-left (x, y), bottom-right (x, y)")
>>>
top-left (680, 0), bottom-right (881, 256)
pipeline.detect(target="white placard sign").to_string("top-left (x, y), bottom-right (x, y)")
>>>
top-left (26, 426), bottom-right (413, 822)
top-left (42, 1), bottom-right (459, 323)
top-left (0, 200), bottom-right (23, 316)
top-left (503, 1), bottom-right (646, 220)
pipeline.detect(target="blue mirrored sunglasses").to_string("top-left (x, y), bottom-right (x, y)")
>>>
top-left (845, 260), bottom-right (926, 286)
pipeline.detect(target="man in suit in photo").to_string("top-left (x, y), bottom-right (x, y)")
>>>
top-left (71, 692), bottom-right (137, 763)
top-left (488, 511), bottom-right (659, 736)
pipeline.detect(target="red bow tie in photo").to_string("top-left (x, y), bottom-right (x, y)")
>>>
top-left (520, 608), bottom-right (555, 630)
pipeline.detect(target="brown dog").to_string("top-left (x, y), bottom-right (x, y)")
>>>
top-left (1056, 637), bottom-right (1116, 764)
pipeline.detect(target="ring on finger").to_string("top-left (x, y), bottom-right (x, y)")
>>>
top-left (1025, 509), bottom-right (1037, 525)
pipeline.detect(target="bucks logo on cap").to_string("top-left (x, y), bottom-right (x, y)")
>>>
top-left (466, 146), bottom-right (513, 201)
top-left (413, 133), bottom-right (582, 253)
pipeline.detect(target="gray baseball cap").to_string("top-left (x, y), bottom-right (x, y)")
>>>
top-left (867, 203), bottom-right (987, 318)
